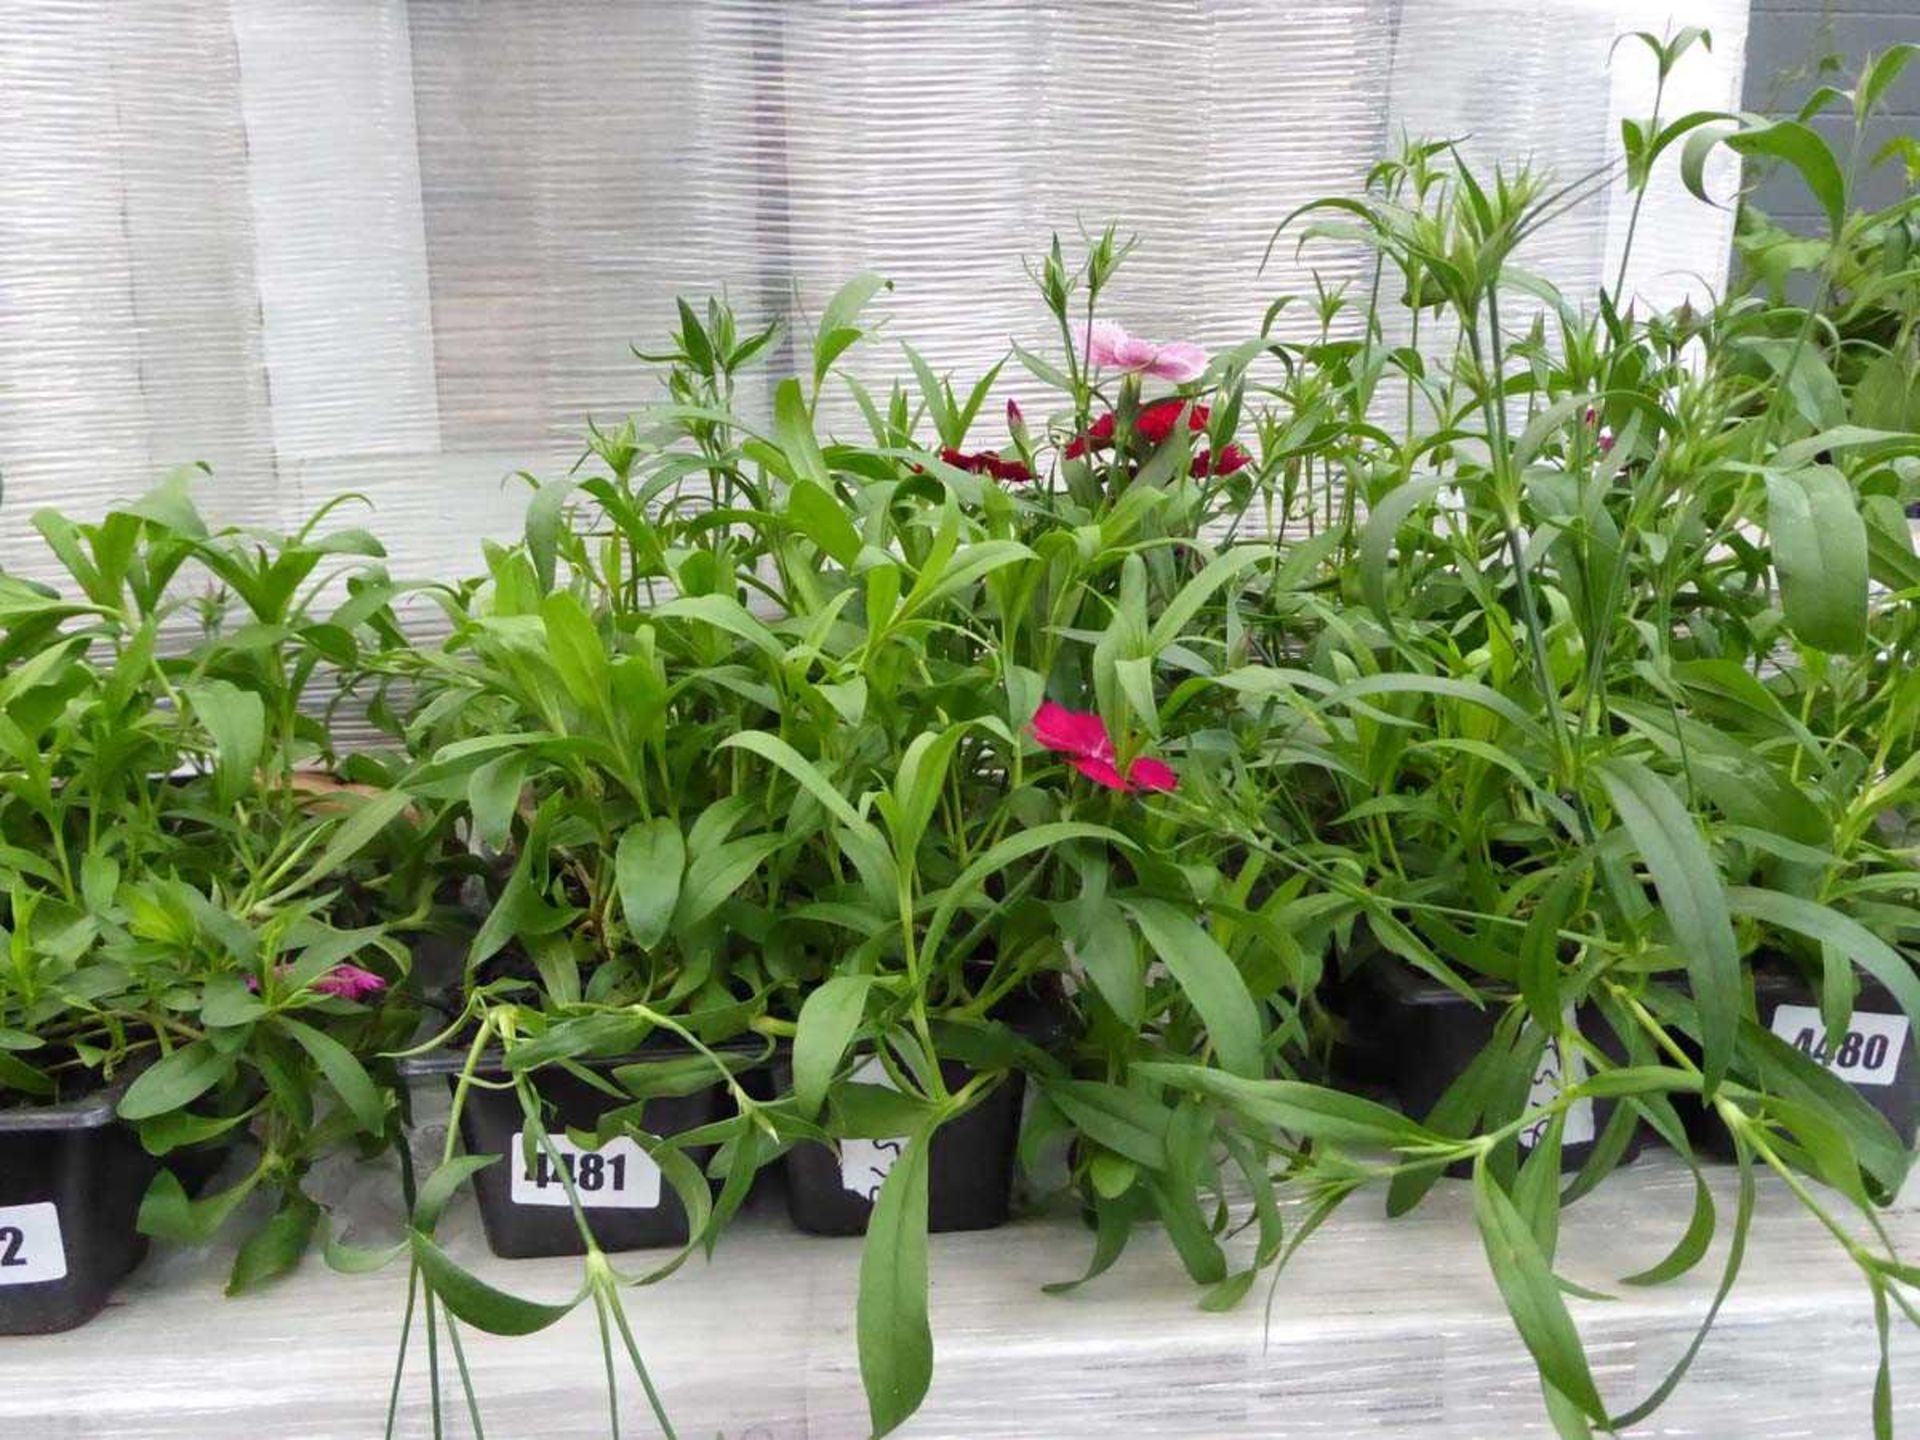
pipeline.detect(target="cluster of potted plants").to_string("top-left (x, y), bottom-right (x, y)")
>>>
top-left (4, 38), bottom-right (1920, 1440)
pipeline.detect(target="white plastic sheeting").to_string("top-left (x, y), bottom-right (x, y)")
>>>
top-left (1, 0), bottom-right (1748, 593)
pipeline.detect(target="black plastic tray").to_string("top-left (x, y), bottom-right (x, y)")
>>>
top-left (777, 1056), bottom-right (1025, 1237)
top-left (397, 1043), bottom-right (754, 1259)
top-left (1338, 960), bottom-right (1643, 1176)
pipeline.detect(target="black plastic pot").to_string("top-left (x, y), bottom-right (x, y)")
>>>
top-left (1687, 956), bottom-right (1917, 1158)
top-left (1338, 961), bottom-right (1643, 1175)
top-left (398, 1048), bottom-right (738, 1259)
top-left (0, 1087), bottom-right (231, 1335)
top-left (778, 1056), bottom-right (1026, 1236)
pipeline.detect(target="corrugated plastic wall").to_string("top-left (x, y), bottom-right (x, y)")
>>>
top-left (0, 0), bottom-right (1750, 596)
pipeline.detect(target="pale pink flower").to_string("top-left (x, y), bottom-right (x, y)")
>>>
top-left (1071, 320), bottom-right (1209, 384)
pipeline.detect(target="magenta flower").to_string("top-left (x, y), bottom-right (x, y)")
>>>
top-left (1028, 700), bottom-right (1179, 794)
top-left (1072, 320), bottom-right (1208, 384)
top-left (312, 964), bottom-right (388, 1002)
top-left (249, 962), bottom-right (388, 1003)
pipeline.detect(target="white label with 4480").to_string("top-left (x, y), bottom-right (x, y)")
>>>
top-left (0, 1202), bottom-right (67, 1285)
top-left (509, 1132), bottom-right (660, 1209)
top-left (840, 1057), bottom-right (910, 1202)
top-left (1771, 1005), bottom-right (1909, 1087)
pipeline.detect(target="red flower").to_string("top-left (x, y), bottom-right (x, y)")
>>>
top-left (938, 446), bottom-right (1034, 483)
top-left (1028, 700), bottom-right (1178, 794)
top-left (1192, 444), bottom-right (1252, 477)
top-left (1064, 400), bottom-right (1211, 459)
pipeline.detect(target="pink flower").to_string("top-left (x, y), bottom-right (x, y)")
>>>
top-left (248, 962), bottom-right (388, 1003)
top-left (1027, 700), bottom-right (1178, 794)
top-left (313, 964), bottom-right (388, 1002)
top-left (1072, 320), bottom-right (1209, 384)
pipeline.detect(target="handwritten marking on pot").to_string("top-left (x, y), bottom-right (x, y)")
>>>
top-left (0, 1202), bottom-right (67, 1285)
top-left (1520, 1035), bottom-right (1595, 1149)
top-left (841, 1057), bottom-right (911, 1202)
top-left (1770, 1005), bottom-right (1910, 1087)
top-left (508, 1132), bottom-right (661, 1209)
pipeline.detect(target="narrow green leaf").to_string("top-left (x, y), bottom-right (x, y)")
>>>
top-left (1473, 1163), bottom-right (1606, 1421)
top-left (1123, 898), bottom-right (1264, 1078)
top-left (278, 1017), bottom-right (387, 1133)
top-left (185, 680), bottom-right (265, 809)
top-left (858, 1127), bottom-right (934, 1437)
top-left (792, 975), bottom-right (875, 1117)
top-left (410, 1229), bottom-right (580, 1336)
top-left (1598, 759), bottom-right (1738, 1092)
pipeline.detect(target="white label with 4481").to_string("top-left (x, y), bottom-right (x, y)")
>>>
top-left (840, 1057), bottom-right (910, 1202)
top-left (1771, 1005), bottom-right (1909, 1087)
top-left (0, 1202), bottom-right (67, 1285)
top-left (509, 1132), bottom-right (661, 1209)
top-left (1519, 1032), bottom-right (1595, 1149)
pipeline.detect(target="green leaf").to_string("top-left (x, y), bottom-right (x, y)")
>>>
top-left (1519, 863), bottom-right (1583, 1031)
top-left (857, 1126), bottom-right (934, 1437)
top-left (921, 821), bottom-right (1129, 964)
top-left (1859, 44), bottom-right (1919, 120)
top-left (1473, 1163), bottom-right (1606, 1421)
top-left (1725, 119), bottom-right (1848, 236)
top-left (227, 1193), bottom-right (319, 1294)
top-left (184, 680), bottom-right (265, 809)
top-left (792, 975), bottom-right (875, 1117)
top-left (718, 730), bottom-right (863, 830)
top-left (280, 789), bottom-right (413, 898)
top-left (523, 479), bottom-right (574, 593)
top-left (467, 751), bottom-right (526, 850)
top-left (1123, 898), bottom-right (1265, 1078)
top-left (1359, 477), bottom-right (1445, 628)
top-left (1074, 906), bottom-right (1143, 1028)
top-left (540, 591), bottom-right (615, 731)
top-left (615, 817), bottom-right (684, 950)
top-left (118, 1041), bottom-right (236, 1121)
top-left (774, 376), bottom-right (830, 485)
top-left (1620, 1164), bottom-right (1715, 1286)
top-left (1764, 465), bottom-right (1868, 653)
top-left (1146, 546), bottom-right (1273, 651)
top-left (413, 1155), bottom-right (500, 1232)
top-left (278, 1018), bottom-right (387, 1133)
top-left (1046, 1080), bottom-right (1171, 1169)
top-left (1598, 759), bottom-right (1738, 1092)
top-left (1725, 887), bottom-right (1920, 1037)
top-left (410, 1229), bottom-right (580, 1336)
top-left (673, 832), bottom-right (785, 932)
top-left (1134, 1063), bottom-right (1438, 1149)
top-left (138, 1166), bottom-right (259, 1244)
top-left (1329, 673), bottom-right (1543, 740)
top-left (787, 479), bottom-right (861, 566)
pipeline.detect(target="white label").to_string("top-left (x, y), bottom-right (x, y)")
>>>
top-left (840, 1057), bottom-right (910, 1201)
top-left (1771, 1004), bottom-right (1910, 1088)
top-left (1519, 1033), bottom-right (1595, 1148)
top-left (0, 1202), bottom-right (68, 1285)
top-left (508, 1132), bottom-right (660, 1209)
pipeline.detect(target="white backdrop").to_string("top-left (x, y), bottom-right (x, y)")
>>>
top-left (0, 0), bottom-right (1750, 590)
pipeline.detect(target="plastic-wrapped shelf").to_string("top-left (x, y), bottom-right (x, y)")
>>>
top-left (2, 1146), bottom-right (1914, 1437)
